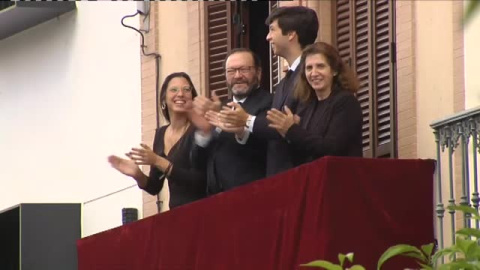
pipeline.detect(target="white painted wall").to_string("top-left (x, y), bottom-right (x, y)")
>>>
top-left (82, 185), bottom-right (141, 237)
top-left (0, 2), bottom-right (143, 236)
top-left (464, 0), bottom-right (480, 109)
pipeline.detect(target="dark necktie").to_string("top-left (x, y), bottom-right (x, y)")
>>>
top-left (235, 101), bottom-right (243, 111)
top-left (279, 69), bottom-right (294, 108)
top-left (285, 69), bottom-right (293, 80)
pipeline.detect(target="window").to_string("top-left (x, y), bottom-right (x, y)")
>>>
top-left (204, 2), bottom-right (232, 101)
top-left (204, 1), bottom-right (279, 101)
top-left (334, 0), bottom-right (397, 158)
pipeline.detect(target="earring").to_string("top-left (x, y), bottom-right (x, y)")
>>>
top-left (161, 102), bottom-right (166, 110)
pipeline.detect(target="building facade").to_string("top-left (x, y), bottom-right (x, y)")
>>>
top-left (139, 1), bottom-right (480, 250)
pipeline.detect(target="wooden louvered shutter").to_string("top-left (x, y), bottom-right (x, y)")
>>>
top-left (268, 0), bottom-right (280, 93)
top-left (372, 0), bottom-right (395, 157)
top-left (205, 2), bottom-right (232, 102)
top-left (335, 0), bottom-right (352, 65)
top-left (333, 0), bottom-right (396, 158)
top-left (354, 0), bottom-right (373, 157)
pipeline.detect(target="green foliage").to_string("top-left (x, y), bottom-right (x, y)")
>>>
top-left (301, 260), bottom-right (342, 270)
top-left (300, 252), bottom-right (365, 270)
top-left (464, 0), bottom-right (480, 25)
top-left (377, 244), bottom-right (433, 270)
top-left (301, 206), bottom-right (480, 269)
top-left (377, 206), bottom-right (480, 269)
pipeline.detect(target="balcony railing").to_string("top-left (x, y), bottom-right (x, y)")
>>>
top-left (431, 106), bottom-right (480, 250)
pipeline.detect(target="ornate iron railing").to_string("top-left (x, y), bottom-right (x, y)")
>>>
top-left (430, 106), bottom-right (480, 250)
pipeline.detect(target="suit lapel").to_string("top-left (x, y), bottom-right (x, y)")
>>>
top-left (276, 68), bottom-right (300, 110)
top-left (272, 80), bottom-right (285, 109)
top-left (241, 89), bottom-right (257, 113)
top-left (241, 87), bottom-right (268, 115)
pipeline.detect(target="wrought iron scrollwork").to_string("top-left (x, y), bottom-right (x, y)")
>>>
top-left (462, 118), bottom-right (473, 143)
top-left (439, 125), bottom-right (460, 153)
top-left (475, 116), bottom-right (480, 154)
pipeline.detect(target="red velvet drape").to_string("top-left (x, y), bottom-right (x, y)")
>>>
top-left (77, 157), bottom-right (435, 270)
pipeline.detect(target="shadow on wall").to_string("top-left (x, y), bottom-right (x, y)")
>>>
top-left (0, 9), bottom-right (78, 97)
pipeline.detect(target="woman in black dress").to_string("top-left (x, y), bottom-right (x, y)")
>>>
top-left (108, 72), bottom-right (206, 210)
top-left (266, 42), bottom-right (363, 166)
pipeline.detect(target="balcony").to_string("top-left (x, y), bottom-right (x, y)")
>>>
top-left (431, 106), bottom-right (480, 249)
top-left (77, 157), bottom-right (434, 269)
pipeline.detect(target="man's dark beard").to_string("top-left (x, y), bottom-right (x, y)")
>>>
top-left (229, 80), bottom-right (259, 100)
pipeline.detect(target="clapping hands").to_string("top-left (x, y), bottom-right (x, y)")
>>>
top-left (189, 92), bottom-right (247, 135)
top-left (127, 143), bottom-right (159, 165)
top-left (266, 106), bottom-right (300, 137)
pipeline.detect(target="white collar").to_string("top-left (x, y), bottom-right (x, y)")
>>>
top-left (233, 96), bottom-right (247, 103)
top-left (289, 56), bottom-right (301, 72)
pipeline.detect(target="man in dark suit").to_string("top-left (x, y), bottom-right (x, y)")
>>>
top-left (190, 48), bottom-right (272, 195)
top-left (216, 7), bottom-right (319, 176)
